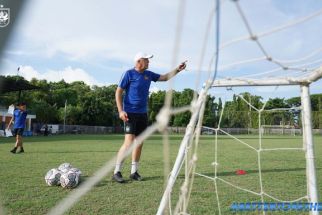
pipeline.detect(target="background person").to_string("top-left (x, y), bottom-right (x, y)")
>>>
top-left (44, 124), bottom-right (49, 136)
top-left (7, 102), bottom-right (28, 154)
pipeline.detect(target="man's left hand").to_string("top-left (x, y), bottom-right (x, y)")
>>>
top-left (177, 61), bottom-right (187, 72)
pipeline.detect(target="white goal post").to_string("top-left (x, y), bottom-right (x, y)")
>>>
top-left (157, 67), bottom-right (322, 215)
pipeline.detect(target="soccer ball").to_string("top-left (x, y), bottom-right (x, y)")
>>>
top-left (69, 167), bottom-right (82, 176)
top-left (58, 163), bottom-right (72, 173)
top-left (60, 171), bottom-right (79, 188)
top-left (45, 168), bottom-right (62, 186)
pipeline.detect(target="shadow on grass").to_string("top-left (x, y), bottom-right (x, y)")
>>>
top-left (25, 150), bottom-right (118, 154)
top-left (0, 134), bottom-right (125, 144)
top-left (141, 175), bottom-right (163, 181)
top-left (217, 136), bottom-right (302, 140)
top-left (0, 134), bottom-right (188, 144)
top-left (92, 175), bottom-right (165, 187)
top-left (197, 167), bottom-right (320, 178)
top-left (82, 167), bottom-right (313, 188)
top-left (94, 178), bottom-right (137, 186)
top-left (79, 175), bottom-right (89, 183)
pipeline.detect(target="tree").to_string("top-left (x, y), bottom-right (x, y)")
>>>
top-left (173, 89), bottom-right (195, 126)
top-left (203, 94), bottom-right (216, 127)
top-left (31, 100), bottom-right (59, 123)
top-left (2, 75), bottom-right (320, 128)
top-left (148, 90), bottom-right (166, 124)
top-left (58, 105), bottom-right (82, 125)
top-left (78, 85), bottom-right (118, 126)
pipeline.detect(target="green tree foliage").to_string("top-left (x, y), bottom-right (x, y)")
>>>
top-left (79, 85), bottom-right (117, 126)
top-left (310, 95), bottom-right (322, 128)
top-left (148, 90), bottom-right (166, 124)
top-left (221, 93), bottom-right (263, 128)
top-left (173, 89), bottom-right (194, 126)
top-left (1, 75), bottom-right (322, 128)
top-left (203, 94), bottom-right (217, 127)
top-left (262, 97), bottom-right (290, 126)
top-left (286, 95), bottom-right (322, 128)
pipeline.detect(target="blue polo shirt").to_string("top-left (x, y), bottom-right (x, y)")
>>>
top-left (118, 68), bottom-right (160, 113)
top-left (13, 109), bottom-right (27, 129)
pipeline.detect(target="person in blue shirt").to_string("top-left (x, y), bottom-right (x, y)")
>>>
top-left (112, 52), bottom-right (187, 183)
top-left (7, 102), bottom-right (28, 154)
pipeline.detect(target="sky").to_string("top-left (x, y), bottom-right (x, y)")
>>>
top-left (1, 0), bottom-right (322, 101)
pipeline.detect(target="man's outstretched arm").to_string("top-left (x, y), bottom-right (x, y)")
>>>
top-left (158, 61), bottom-right (187, 82)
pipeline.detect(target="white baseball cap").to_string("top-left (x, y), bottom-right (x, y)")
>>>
top-left (133, 52), bottom-right (153, 63)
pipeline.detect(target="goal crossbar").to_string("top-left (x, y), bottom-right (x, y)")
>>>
top-left (212, 67), bottom-right (322, 87)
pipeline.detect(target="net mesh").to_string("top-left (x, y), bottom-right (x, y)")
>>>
top-left (40, 0), bottom-right (322, 214)
top-left (195, 91), bottom-right (308, 214)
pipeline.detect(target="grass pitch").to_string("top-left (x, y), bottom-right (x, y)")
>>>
top-left (0, 134), bottom-right (321, 214)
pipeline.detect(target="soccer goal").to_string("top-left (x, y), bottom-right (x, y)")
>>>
top-left (156, 70), bottom-right (322, 215)
top-left (261, 125), bottom-right (297, 136)
top-left (260, 107), bottom-right (301, 136)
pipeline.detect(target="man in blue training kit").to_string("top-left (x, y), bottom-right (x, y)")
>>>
top-left (7, 102), bottom-right (28, 154)
top-left (113, 52), bottom-right (187, 183)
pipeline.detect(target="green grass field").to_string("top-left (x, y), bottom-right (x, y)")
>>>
top-left (0, 134), bottom-right (321, 215)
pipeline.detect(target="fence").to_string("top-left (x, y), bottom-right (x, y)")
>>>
top-left (199, 126), bottom-right (322, 136)
top-left (32, 124), bottom-right (123, 135)
top-left (30, 124), bottom-right (322, 136)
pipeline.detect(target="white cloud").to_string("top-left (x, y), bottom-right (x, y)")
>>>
top-left (10, 0), bottom-right (216, 70)
top-left (149, 87), bottom-right (161, 93)
top-left (2, 0), bottom-right (322, 95)
top-left (3, 65), bottom-right (104, 86)
top-left (15, 1), bottom-right (320, 72)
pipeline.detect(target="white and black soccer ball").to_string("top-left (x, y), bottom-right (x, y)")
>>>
top-left (58, 163), bottom-right (72, 173)
top-left (69, 167), bottom-right (82, 176)
top-left (45, 168), bottom-right (62, 186)
top-left (60, 171), bottom-right (79, 189)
